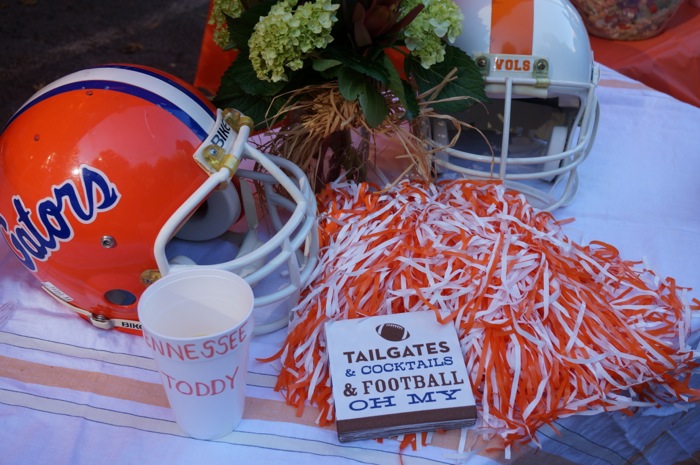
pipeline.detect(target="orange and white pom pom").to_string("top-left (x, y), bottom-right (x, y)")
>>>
top-left (264, 179), bottom-right (699, 448)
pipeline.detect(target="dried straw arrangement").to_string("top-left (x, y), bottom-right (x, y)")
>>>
top-left (251, 80), bottom-right (478, 191)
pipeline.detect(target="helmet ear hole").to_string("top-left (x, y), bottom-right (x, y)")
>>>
top-left (175, 182), bottom-right (242, 242)
top-left (105, 289), bottom-right (137, 306)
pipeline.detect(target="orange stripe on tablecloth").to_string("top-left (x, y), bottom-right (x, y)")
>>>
top-left (0, 354), bottom-right (170, 408)
top-left (0, 354), bottom-right (331, 429)
top-left (0, 355), bottom-right (587, 463)
top-left (490, 0), bottom-right (534, 55)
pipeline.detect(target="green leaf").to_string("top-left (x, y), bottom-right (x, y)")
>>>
top-left (406, 44), bottom-right (487, 114)
top-left (325, 45), bottom-right (391, 85)
top-left (226, 52), bottom-right (286, 97)
top-left (336, 67), bottom-right (387, 127)
top-left (313, 59), bottom-right (342, 72)
top-left (338, 67), bottom-right (365, 102)
top-left (214, 63), bottom-right (282, 130)
top-left (401, 79), bottom-right (420, 121)
top-left (381, 54), bottom-right (419, 120)
top-left (382, 54), bottom-right (406, 102)
top-left (358, 83), bottom-right (388, 128)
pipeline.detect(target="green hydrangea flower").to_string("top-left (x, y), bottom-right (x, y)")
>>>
top-left (249, 0), bottom-right (339, 82)
top-left (401, 0), bottom-right (463, 68)
top-left (210, 0), bottom-right (246, 48)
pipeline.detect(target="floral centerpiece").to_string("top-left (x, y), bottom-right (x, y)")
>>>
top-left (209, 0), bottom-right (487, 190)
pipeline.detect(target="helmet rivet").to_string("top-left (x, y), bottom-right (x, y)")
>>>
top-left (140, 269), bottom-right (162, 286)
top-left (476, 56), bottom-right (488, 68)
top-left (536, 59), bottom-right (547, 72)
top-left (101, 235), bottom-right (117, 248)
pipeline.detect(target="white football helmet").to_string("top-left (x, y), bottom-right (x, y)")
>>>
top-left (429, 0), bottom-right (600, 210)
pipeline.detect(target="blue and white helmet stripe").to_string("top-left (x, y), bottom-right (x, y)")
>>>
top-left (5, 64), bottom-right (216, 140)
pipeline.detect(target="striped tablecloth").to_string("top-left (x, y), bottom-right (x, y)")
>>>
top-left (1, 65), bottom-right (699, 465)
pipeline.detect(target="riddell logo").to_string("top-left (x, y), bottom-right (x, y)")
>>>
top-left (494, 57), bottom-right (532, 72)
top-left (210, 118), bottom-right (232, 148)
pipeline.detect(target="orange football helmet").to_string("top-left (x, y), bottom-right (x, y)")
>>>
top-left (0, 64), bottom-right (318, 335)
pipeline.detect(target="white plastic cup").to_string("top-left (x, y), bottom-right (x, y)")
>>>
top-left (137, 268), bottom-right (254, 439)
